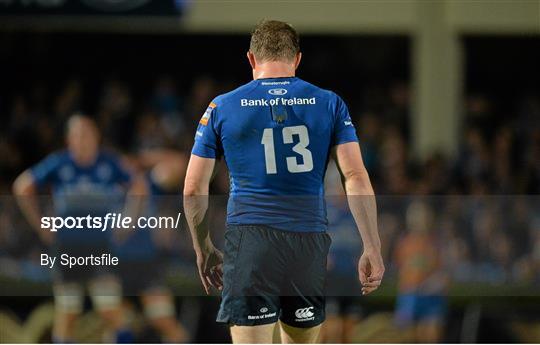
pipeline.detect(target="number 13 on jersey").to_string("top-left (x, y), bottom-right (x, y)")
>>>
top-left (261, 125), bottom-right (314, 174)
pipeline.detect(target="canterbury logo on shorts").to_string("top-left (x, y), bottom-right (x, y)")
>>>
top-left (294, 307), bottom-right (315, 321)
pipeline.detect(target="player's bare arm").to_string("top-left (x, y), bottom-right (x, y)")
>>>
top-left (183, 154), bottom-right (223, 294)
top-left (333, 141), bottom-right (385, 295)
top-left (13, 170), bottom-right (54, 245)
top-left (114, 172), bottom-right (149, 244)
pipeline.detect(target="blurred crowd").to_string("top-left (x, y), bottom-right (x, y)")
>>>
top-left (2, 76), bottom-right (540, 195)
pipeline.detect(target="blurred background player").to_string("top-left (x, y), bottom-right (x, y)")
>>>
top-left (394, 201), bottom-right (448, 343)
top-left (114, 149), bottom-right (189, 343)
top-left (12, 114), bottom-right (145, 343)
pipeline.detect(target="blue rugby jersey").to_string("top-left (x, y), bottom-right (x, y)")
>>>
top-left (30, 150), bottom-right (131, 244)
top-left (192, 77), bottom-right (358, 232)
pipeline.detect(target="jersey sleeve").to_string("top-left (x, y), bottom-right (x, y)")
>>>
top-left (191, 101), bottom-right (223, 159)
top-left (332, 95), bottom-right (359, 146)
top-left (30, 153), bottom-right (61, 188)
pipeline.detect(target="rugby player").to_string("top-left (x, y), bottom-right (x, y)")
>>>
top-left (13, 114), bottom-right (145, 343)
top-left (183, 20), bottom-right (384, 343)
top-left (115, 149), bottom-right (188, 343)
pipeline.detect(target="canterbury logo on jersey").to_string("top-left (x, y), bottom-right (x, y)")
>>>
top-left (294, 307), bottom-right (315, 321)
top-left (199, 102), bottom-right (216, 125)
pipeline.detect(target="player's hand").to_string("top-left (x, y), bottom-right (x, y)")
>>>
top-left (358, 248), bottom-right (385, 295)
top-left (196, 244), bottom-right (224, 294)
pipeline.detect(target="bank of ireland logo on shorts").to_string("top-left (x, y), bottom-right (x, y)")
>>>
top-left (268, 88), bottom-right (287, 95)
top-left (247, 307), bottom-right (276, 320)
top-left (295, 306), bottom-right (315, 322)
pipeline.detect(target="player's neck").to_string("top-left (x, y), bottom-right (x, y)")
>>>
top-left (252, 61), bottom-right (296, 80)
top-left (70, 151), bottom-right (98, 167)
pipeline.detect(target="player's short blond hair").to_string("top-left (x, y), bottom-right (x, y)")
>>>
top-left (249, 20), bottom-right (300, 62)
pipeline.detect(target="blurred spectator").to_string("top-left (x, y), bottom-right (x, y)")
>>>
top-left (394, 202), bottom-right (448, 343)
top-left (98, 80), bottom-right (134, 150)
top-left (150, 76), bottom-right (188, 149)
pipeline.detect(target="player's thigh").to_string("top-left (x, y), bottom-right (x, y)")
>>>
top-left (279, 232), bottom-right (330, 330)
top-left (218, 226), bottom-right (284, 327)
top-left (230, 323), bottom-right (276, 344)
top-left (280, 321), bottom-right (322, 344)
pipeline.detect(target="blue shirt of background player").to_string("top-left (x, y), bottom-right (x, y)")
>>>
top-left (30, 150), bottom-right (131, 245)
top-left (191, 77), bottom-right (358, 232)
